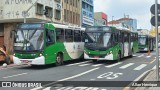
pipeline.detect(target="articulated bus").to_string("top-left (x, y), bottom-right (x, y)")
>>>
top-left (84, 26), bottom-right (138, 62)
top-left (138, 35), bottom-right (155, 52)
top-left (13, 23), bottom-right (85, 65)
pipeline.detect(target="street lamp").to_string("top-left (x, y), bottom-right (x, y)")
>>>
top-left (24, 0), bottom-right (39, 23)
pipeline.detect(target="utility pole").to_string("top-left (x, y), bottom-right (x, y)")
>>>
top-left (24, 0), bottom-right (39, 23)
top-left (155, 0), bottom-right (159, 81)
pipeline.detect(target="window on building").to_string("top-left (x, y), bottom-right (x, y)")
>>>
top-left (56, 28), bottom-right (65, 42)
top-left (36, 3), bottom-right (44, 15)
top-left (64, 9), bottom-right (67, 22)
top-left (75, 0), bottom-right (78, 7)
top-left (82, 2), bottom-right (85, 9)
top-left (55, 9), bottom-right (61, 20)
top-left (65, 29), bottom-right (73, 42)
top-left (70, 0), bottom-right (72, 5)
top-left (45, 6), bottom-right (53, 18)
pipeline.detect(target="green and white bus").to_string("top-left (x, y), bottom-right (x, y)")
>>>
top-left (13, 23), bottom-right (85, 65)
top-left (138, 35), bottom-right (155, 51)
top-left (84, 26), bottom-right (138, 62)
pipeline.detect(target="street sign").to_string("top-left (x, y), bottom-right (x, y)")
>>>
top-left (150, 4), bottom-right (160, 15)
top-left (150, 16), bottom-right (160, 26)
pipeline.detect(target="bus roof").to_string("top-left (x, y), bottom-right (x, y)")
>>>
top-left (48, 23), bottom-right (85, 31)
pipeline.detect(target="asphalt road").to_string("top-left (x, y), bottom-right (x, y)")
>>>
top-left (0, 51), bottom-right (157, 90)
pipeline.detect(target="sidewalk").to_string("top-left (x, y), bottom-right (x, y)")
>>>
top-left (132, 69), bottom-right (160, 90)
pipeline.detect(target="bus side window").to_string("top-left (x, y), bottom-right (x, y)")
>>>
top-left (74, 30), bottom-right (81, 42)
top-left (46, 30), bottom-right (55, 46)
top-left (81, 31), bottom-right (85, 42)
top-left (65, 29), bottom-right (73, 42)
top-left (56, 28), bottom-right (65, 42)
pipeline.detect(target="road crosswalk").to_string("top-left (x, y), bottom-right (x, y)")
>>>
top-left (66, 61), bottom-right (149, 71)
top-left (39, 86), bottom-right (107, 90)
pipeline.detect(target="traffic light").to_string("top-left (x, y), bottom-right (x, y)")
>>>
top-left (150, 4), bottom-right (160, 26)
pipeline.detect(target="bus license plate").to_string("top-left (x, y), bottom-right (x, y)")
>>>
top-left (21, 60), bottom-right (30, 64)
top-left (94, 56), bottom-right (99, 58)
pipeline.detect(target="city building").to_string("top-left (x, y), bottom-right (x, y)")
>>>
top-left (0, 0), bottom-right (62, 54)
top-left (107, 20), bottom-right (130, 30)
top-left (107, 15), bottom-right (137, 31)
top-left (81, 0), bottom-right (94, 27)
top-left (94, 12), bottom-right (108, 26)
top-left (117, 15), bottom-right (137, 32)
top-left (61, 0), bottom-right (81, 26)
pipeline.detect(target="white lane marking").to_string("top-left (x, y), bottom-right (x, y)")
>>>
top-left (63, 87), bottom-right (74, 90)
top-left (90, 79), bottom-right (96, 81)
top-left (152, 65), bottom-right (156, 69)
top-left (31, 68), bottom-right (99, 90)
top-left (58, 68), bottom-right (99, 81)
top-left (3, 73), bottom-right (27, 79)
top-left (138, 54), bottom-right (144, 57)
top-left (66, 61), bottom-right (89, 66)
top-left (79, 64), bottom-right (91, 66)
top-left (134, 64), bottom-right (147, 71)
top-left (43, 87), bottom-right (51, 90)
top-left (146, 56), bottom-right (151, 58)
top-left (132, 54), bottom-right (137, 56)
top-left (119, 63), bottom-right (134, 69)
top-left (105, 62), bottom-right (122, 68)
top-left (92, 64), bottom-right (103, 67)
top-left (56, 87), bottom-right (66, 90)
top-left (0, 65), bottom-right (31, 70)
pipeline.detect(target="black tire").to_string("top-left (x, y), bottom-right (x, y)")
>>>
top-left (130, 49), bottom-right (133, 58)
top-left (117, 52), bottom-right (121, 62)
top-left (92, 59), bottom-right (97, 63)
top-left (56, 53), bottom-right (63, 66)
top-left (5, 56), bottom-right (11, 65)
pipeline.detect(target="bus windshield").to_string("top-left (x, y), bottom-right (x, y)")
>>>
top-left (138, 36), bottom-right (147, 45)
top-left (85, 32), bottom-right (112, 50)
top-left (14, 29), bottom-right (44, 51)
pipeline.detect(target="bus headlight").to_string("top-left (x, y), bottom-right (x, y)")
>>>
top-left (13, 53), bottom-right (15, 56)
top-left (39, 53), bottom-right (43, 57)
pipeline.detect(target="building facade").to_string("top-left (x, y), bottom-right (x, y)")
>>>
top-left (108, 16), bottom-right (137, 32)
top-left (0, 0), bottom-right (62, 54)
top-left (117, 17), bottom-right (137, 32)
top-left (94, 12), bottom-right (108, 26)
top-left (81, 0), bottom-right (94, 27)
top-left (61, 0), bottom-right (81, 26)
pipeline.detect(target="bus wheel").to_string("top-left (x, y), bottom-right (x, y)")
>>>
top-left (56, 53), bottom-right (63, 66)
top-left (118, 52), bottom-right (121, 62)
top-left (4, 56), bottom-right (11, 65)
top-left (92, 59), bottom-right (97, 63)
top-left (130, 49), bottom-right (133, 58)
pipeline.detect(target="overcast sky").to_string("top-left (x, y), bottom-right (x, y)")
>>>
top-left (94, 0), bottom-right (155, 30)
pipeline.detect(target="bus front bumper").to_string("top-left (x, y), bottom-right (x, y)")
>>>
top-left (84, 53), bottom-right (114, 60)
top-left (13, 56), bottom-right (45, 65)
top-left (139, 48), bottom-right (148, 51)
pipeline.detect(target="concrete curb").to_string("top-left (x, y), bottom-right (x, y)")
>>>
top-left (123, 69), bottom-right (153, 90)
